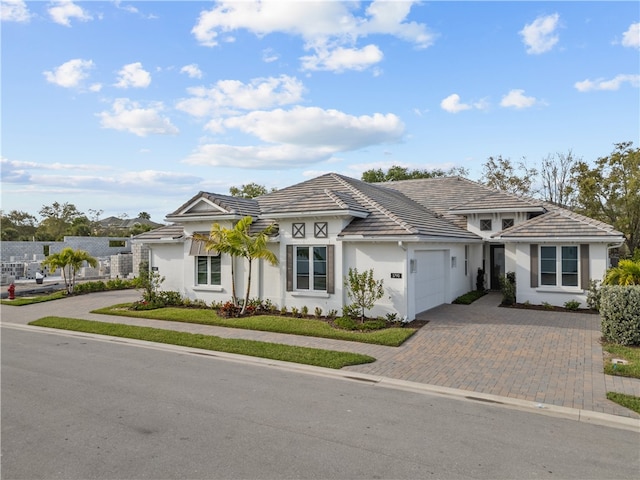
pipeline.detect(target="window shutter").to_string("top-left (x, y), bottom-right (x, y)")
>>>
top-left (530, 244), bottom-right (538, 288)
top-left (327, 245), bottom-right (335, 294)
top-left (580, 244), bottom-right (590, 289)
top-left (286, 245), bottom-right (293, 292)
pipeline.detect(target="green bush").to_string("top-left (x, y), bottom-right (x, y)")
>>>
top-left (360, 318), bottom-right (387, 330)
top-left (500, 272), bottom-right (516, 306)
top-left (334, 316), bottom-right (358, 330)
top-left (586, 280), bottom-right (601, 312)
top-left (73, 281), bottom-right (107, 294)
top-left (157, 290), bottom-right (183, 306)
top-left (453, 290), bottom-right (487, 305)
top-left (105, 278), bottom-right (136, 290)
top-left (342, 303), bottom-right (361, 320)
top-left (564, 300), bottom-right (581, 310)
top-left (601, 285), bottom-right (640, 346)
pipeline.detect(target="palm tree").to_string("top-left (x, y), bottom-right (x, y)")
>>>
top-left (193, 223), bottom-right (240, 305)
top-left (603, 259), bottom-right (640, 285)
top-left (228, 216), bottom-right (278, 315)
top-left (42, 247), bottom-right (98, 294)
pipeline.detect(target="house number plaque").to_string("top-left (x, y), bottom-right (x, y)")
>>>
top-left (390, 273), bottom-right (402, 279)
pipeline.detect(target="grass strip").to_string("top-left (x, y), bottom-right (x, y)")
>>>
top-left (29, 317), bottom-right (376, 369)
top-left (602, 343), bottom-right (640, 379)
top-left (1, 291), bottom-right (66, 306)
top-left (606, 392), bottom-right (640, 414)
top-left (92, 305), bottom-right (416, 347)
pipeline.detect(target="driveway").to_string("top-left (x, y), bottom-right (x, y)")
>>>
top-left (2, 289), bottom-right (639, 419)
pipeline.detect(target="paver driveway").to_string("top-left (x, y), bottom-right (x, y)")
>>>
top-left (345, 292), bottom-right (640, 418)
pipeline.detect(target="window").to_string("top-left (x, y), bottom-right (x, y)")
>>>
top-left (502, 218), bottom-right (514, 229)
top-left (295, 246), bottom-right (326, 291)
top-left (292, 223), bottom-right (305, 238)
top-left (196, 255), bottom-right (221, 285)
top-left (540, 246), bottom-right (578, 287)
top-left (480, 219), bottom-right (492, 231)
top-left (464, 245), bottom-right (469, 276)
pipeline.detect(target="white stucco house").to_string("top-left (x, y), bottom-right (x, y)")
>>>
top-left (133, 173), bottom-right (624, 320)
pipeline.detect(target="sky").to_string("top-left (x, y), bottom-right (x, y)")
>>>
top-left (1, 0), bottom-right (639, 224)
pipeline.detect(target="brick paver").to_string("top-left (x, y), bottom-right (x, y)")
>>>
top-left (2, 289), bottom-right (639, 419)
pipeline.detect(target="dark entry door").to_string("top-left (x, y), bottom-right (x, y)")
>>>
top-left (490, 245), bottom-right (505, 290)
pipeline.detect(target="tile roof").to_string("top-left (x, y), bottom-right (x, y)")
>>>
top-left (132, 224), bottom-right (185, 241)
top-left (162, 173), bottom-right (622, 242)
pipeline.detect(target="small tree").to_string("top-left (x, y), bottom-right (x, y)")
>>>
top-left (136, 261), bottom-right (165, 304)
top-left (344, 268), bottom-right (385, 322)
top-left (41, 247), bottom-right (98, 294)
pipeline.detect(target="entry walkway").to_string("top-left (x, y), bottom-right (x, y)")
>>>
top-left (2, 290), bottom-right (639, 419)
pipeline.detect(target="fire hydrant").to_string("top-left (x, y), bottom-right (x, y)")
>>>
top-left (8, 283), bottom-right (16, 300)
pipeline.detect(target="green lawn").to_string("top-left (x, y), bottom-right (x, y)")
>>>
top-left (92, 304), bottom-right (416, 347)
top-left (1, 291), bottom-right (66, 306)
top-left (606, 392), bottom-right (640, 414)
top-left (602, 343), bottom-right (640, 379)
top-left (29, 317), bottom-right (376, 369)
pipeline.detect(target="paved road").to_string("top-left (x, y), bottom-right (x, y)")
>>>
top-left (2, 327), bottom-right (639, 480)
top-left (2, 289), bottom-right (639, 421)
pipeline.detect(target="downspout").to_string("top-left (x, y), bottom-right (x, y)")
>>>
top-left (607, 240), bottom-right (625, 268)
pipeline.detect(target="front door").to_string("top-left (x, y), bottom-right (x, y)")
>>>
top-left (490, 245), bottom-right (505, 290)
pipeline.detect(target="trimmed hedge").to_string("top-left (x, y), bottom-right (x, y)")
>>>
top-left (600, 285), bottom-right (640, 346)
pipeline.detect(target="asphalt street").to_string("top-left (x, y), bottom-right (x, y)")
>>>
top-left (2, 326), bottom-right (639, 480)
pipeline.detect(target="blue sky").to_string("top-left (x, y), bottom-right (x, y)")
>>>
top-left (2, 1), bottom-right (639, 224)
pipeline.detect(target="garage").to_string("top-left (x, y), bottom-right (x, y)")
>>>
top-left (414, 250), bottom-right (447, 313)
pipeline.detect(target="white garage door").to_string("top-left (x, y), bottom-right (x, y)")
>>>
top-left (414, 250), bottom-right (446, 313)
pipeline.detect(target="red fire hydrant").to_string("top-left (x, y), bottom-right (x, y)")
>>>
top-left (8, 283), bottom-right (16, 300)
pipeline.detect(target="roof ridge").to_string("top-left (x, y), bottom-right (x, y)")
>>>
top-left (331, 174), bottom-right (419, 234)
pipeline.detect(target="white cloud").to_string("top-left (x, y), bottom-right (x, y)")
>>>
top-left (301, 44), bottom-right (383, 72)
top-left (97, 98), bottom-right (179, 137)
top-left (191, 0), bottom-right (434, 72)
top-left (176, 75), bottom-right (304, 117)
top-left (520, 13), bottom-right (560, 54)
top-left (48, 0), bottom-right (92, 27)
top-left (114, 62), bottom-right (151, 88)
top-left (218, 106), bottom-right (404, 149)
top-left (574, 74), bottom-right (640, 92)
top-left (180, 64), bottom-right (203, 79)
top-left (440, 94), bottom-right (489, 113)
top-left (500, 89), bottom-right (538, 109)
top-left (184, 106), bottom-right (404, 169)
top-left (43, 59), bottom-right (94, 88)
top-left (1, 0), bottom-right (31, 22)
top-left (622, 22), bottom-right (640, 49)
top-left (262, 48), bottom-right (279, 63)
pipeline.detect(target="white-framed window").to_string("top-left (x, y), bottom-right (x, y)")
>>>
top-left (196, 255), bottom-right (221, 285)
top-left (295, 246), bottom-right (327, 291)
top-left (540, 246), bottom-right (578, 287)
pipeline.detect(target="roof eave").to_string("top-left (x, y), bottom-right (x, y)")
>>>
top-left (450, 206), bottom-right (546, 215)
top-left (263, 209), bottom-right (368, 219)
top-left (164, 214), bottom-right (247, 223)
top-left (495, 235), bottom-right (625, 243)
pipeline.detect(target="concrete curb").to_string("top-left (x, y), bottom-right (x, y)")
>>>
top-left (5, 322), bottom-right (639, 433)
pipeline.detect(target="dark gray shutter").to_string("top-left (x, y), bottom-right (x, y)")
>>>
top-left (327, 245), bottom-right (335, 294)
top-left (286, 245), bottom-right (293, 292)
top-left (580, 244), bottom-right (590, 289)
top-left (530, 244), bottom-right (539, 288)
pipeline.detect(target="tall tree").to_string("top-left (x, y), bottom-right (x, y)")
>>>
top-left (362, 165), bottom-right (469, 183)
top-left (540, 150), bottom-right (579, 207)
top-left (138, 211), bottom-right (151, 220)
top-left (41, 247), bottom-right (98, 294)
top-left (0, 210), bottom-right (37, 240)
top-left (480, 155), bottom-right (538, 196)
top-left (37, 202), bottom-right (84, 240)
top-left (573, 141), bottom-right (640, 256)
top-left (229, 183), bottom-right (276, 198)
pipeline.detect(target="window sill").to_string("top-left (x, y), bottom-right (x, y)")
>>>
top-left (193, 286), bottom-right (224, 292)
top-left (290, 291), bottom-right (330, 298)
top-left (535, 287), bottom-right (584, 294)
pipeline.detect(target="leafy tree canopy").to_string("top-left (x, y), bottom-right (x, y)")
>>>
top-left (480, 156), bottom-right (538, 196)
top-left (229, 183), bottom-right (277, 198)
top-left (362, 165), bottom-right (469, 183)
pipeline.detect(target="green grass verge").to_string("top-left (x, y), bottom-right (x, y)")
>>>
top-left (603, 343), bottom-right (640, 379)
top-left (606, 392), bottom-right (640, 414)
top-left (92, 305), bottom-right (416, 347)
top-left (1, 291), bottom-right (66, 306)
top-left (29, 317), bottom-right (375, 369)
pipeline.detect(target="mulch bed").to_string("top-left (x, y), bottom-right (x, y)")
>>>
top-left (500, 303), bottom-right (599, 314)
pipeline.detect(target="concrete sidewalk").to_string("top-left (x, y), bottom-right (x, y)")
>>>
top-left (2, 289), bottom-right (639, 420)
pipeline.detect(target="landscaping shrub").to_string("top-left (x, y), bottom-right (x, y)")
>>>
top-left (500, 272), bottom-right (516, 306)
top-left (342, 303), bottom-right (361, 320)
top-left (600, 285), bottom-right (640, 346)
top-left (73, 281), bottom-right (107, 294)
top-left (218, 301), bottom-right (241, 318)
top-left (157, 290), bottom-right (183, 306)
top-left (105, 278), bottom-right (136, 290)
top-left (586, 280), bottom-right (602, 312)
top-left (564, 300), bottom-right (581, 311)
top-left (334, 316), bottom-right (358, 330)
top-left (453, 290), bottom-right (487, 305)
